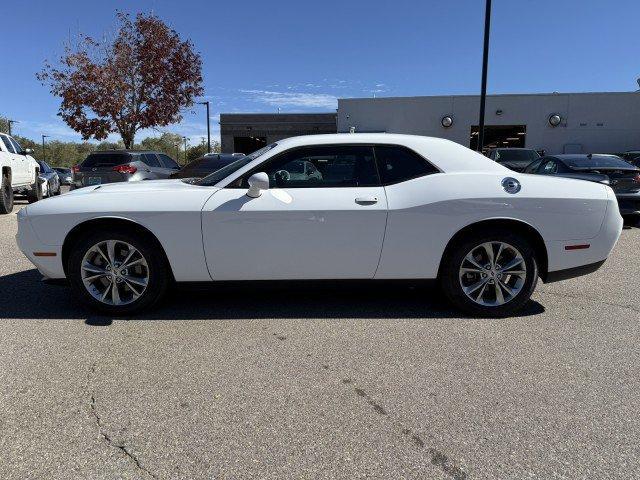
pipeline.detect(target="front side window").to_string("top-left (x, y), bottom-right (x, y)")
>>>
top-left (374, 145), bottom-right (438, 185)
top-left (540, 160), bottom-right (558, 174)
top-left (242, 145), bottom-right (379, 188)
top-left (141, 153), bottom-right (161, 168)
top-left (9, 137), bottom-right (24, 153)
top-left (158, 154), bottom-right (179, 169)
top-left (0, 135), bottom-right (16, 154)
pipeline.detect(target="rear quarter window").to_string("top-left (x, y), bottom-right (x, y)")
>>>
top-left (374, 145), bottom-right (439, 185)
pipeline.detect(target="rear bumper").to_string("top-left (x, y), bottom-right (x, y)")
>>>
top-left (615, 193), bottom-right (640, 215)
top-left (544, 187), bottom-right (623, 279)
top-left (544, 260), bottom-right (606, 283)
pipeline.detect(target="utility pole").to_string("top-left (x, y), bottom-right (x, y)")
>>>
top-left (7, 119), bottom-right (18, 136)
top-left (182, 136), bottom-right (188, 164)
top-left (42, 135), bottom-right (50, 162)
top-left (477, 0), bottom-right (492, 153)
top-left (174, 143), bottom-right (179, 162)
top-left (197, 101), bottom-right (211, 154)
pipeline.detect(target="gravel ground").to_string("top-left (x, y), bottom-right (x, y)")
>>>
top-left (1, 192), bottom-right (638, 479)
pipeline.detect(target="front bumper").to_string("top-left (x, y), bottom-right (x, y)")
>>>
top-left (16, 208), bottom-right (66, 279)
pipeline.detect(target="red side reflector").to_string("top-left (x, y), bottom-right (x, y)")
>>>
top-left (33, 252), bottom-right (57, 257)
top-left (564, 244), bottom-right (590, 251)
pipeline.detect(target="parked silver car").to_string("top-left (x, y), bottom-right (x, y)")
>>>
top-left (37, 160), bottom-right (61, 197)
top-left (71, 150), bottom-right (180, 188)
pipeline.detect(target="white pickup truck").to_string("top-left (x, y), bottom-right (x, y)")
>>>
top-left (0, 132), bottom-right (42, 214)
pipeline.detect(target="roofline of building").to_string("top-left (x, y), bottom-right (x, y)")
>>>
top-left (339, 91), bottom-right (639, 102)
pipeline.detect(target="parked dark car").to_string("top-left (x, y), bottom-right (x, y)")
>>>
top-left (36, 160), bottom-right (61, 197)
top-left (71, 150), bottom-right (180, 188)
top-left (487, 148), bottom-right (541, 172)
top-left (524, 154), bottom-right (640, 217)
top-left (168, 154), bottom-right (241, 179)
top-left (53, 167), bottom-right (73, 185)
top-left (620, 151), bottom-right (640, 167)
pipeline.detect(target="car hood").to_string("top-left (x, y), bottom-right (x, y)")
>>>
top-left (64, 179), bottom-right (209, 195)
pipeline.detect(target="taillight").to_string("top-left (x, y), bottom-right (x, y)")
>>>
top-left (71, 165), bottom-right (80, 173)
top-left (113, 164), bottom-right (137, 174)
top-left (634, 173), bottom-right (640, 184)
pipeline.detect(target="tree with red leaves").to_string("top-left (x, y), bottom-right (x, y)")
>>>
top-left (38, 12), bottom-right (203, 148)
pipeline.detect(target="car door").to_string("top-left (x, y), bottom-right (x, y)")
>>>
top-left (201, 144), bottom-right (388, 280)
top-left (8, 136), bottom-right (31, 184)
top-left (0, 134), bottom-right (26, 185)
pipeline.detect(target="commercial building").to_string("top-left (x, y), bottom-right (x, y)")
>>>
top-left (337, 92), bottom-right (640, 154)
top-left (220, 113), bottom-right (337, 153)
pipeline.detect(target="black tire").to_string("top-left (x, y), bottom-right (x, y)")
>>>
top-left (54, 183), bottom-right (61, 195)
top-left (0, 174), bottom-right (14, 214)
top-left (67, 228), bottom-right (170, 315)
top-left (440, 229), bottom-right (538, 318)
top-left (27, 177), bottom-right (43, 203)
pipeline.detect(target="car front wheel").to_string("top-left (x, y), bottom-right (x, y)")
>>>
top-left (440, 230), bottom-right (538, 317)
top-left (68, 230), bottom-right (170, 315)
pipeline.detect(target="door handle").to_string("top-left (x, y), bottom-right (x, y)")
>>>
top-left (355, 196), bottom-right (378, 205)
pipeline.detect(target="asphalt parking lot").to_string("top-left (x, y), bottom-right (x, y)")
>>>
top-left (1, 192), bottom-right (639, 480)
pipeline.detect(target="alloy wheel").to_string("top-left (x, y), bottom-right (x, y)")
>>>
top-left (80, 240), bottom-right (149, 306)
top-left (458, 241), bottom-right (527, 306)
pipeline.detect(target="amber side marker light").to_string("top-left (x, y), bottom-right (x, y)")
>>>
top-left (564, 244), bottom-right (590, 251)
top-left (33, 252), bottom-right (57, 257)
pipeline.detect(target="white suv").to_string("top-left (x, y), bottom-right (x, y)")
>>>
top-left (0, 133), bottom-right (42, 214)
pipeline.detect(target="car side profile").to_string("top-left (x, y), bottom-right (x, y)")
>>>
top-left (0, 133), bottom-right (43, 214)
top-left (17, 134), bottom-right (623, 317)
top-left (37, 160), bottom-right (61, 197)
top-left (71, 150), bottom-right (180, 188)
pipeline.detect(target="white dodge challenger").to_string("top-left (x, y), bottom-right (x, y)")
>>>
top-left (16, 134), bottom-right (623, 317)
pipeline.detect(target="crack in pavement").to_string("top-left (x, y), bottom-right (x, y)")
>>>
top-left (538, 289), bottom-right (640, 314)
top-left (86, 362), bottom-right (158, 479)
top-left (340, 378), bottom-right (468, 480)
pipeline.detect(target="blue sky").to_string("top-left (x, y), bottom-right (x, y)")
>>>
top-left (2, 0), bottom-right (639, 144)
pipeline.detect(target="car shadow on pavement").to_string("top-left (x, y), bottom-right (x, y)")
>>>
top-left (0, 268), bottom-right (545, 325)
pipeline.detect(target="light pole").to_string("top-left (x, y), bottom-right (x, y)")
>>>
top-left (477, 0), bottom-right (492, 152)
top-left (174, 143), bottom-right (180, 162)
top-left (42, 135), bottom-right (50, 162)
top-left (197, 101), bottom-right (211, 154)
top-left (182, 136), bottom-right (188, 164)
top-left (8, 120), bottom-right (18, 137)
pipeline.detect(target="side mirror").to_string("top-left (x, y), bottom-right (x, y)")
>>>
top-left (246, 172), bottom-right (269, 198)
top-left (24, 148), bottom-right (33, 155)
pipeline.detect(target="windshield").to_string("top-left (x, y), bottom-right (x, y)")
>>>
top-left (495, 149), bottom-right (540, 163)
top-left (195, 143), bottom-right (278, 186)
top-left (564, 155), bottom-right (636, 170)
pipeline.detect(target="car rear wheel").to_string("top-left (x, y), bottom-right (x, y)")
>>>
top-left (0, 173), bottom-right (14, 214)
top-left (68, 230), bottom-right (170, 315)
top-left (27, 177), bottom-right (43, 203)
top-left (440, 230), bottom-right (538, 317)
